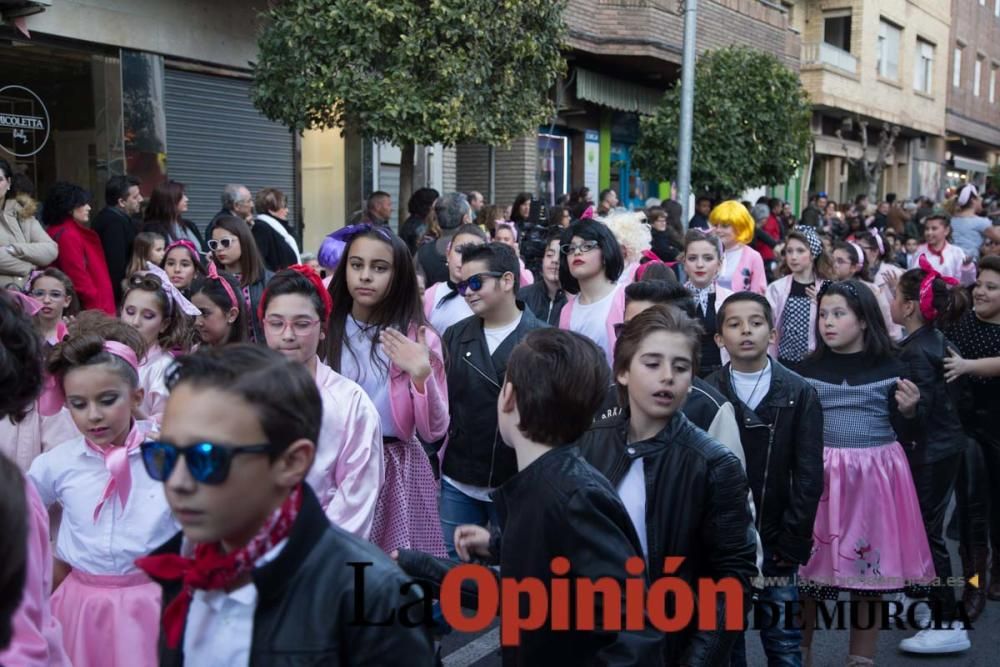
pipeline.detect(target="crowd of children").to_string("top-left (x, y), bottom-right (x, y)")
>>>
top-left (2, 190), bottom-right (1000, 667)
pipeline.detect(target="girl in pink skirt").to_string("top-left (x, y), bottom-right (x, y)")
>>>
top-left (27, 314), bottom-right (177, 667)
top-left (795, 280), bottom-right (934, 667)
top-left (324, 223), bottom-right (449, 557)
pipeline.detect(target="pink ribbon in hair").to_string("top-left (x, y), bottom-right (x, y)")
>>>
top-left (206, 260), bottom-right (239, 309)
top-left (917, 254), bottom-right (958, 322)
top-left (870, 230), bottom-right (885, 256)
top-left (6, 288), bottom-right (43, 316)
top-left (144, 262), bottom-right (201, 316)
top-left (38, 341), bottom-right (140, 417)
top-left (25, 269), bottom-right (44, 292)
top-left (849, 241), bottom-right (866, 267)
top-left (87, 423), bottom-right (145, 522)
top-left (165, 239), bottom-right (201, 258)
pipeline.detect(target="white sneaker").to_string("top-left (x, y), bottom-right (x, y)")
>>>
top-left (898, 626), bottom-right (971, 654)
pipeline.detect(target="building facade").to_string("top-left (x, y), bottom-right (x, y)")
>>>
top-left (943, 0), bottom-right (1000, 191)
top-left (793, 0), bottom-right (951, 202)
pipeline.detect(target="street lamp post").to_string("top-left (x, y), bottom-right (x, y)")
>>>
top-left (677, 0), bottom-right (698, 229)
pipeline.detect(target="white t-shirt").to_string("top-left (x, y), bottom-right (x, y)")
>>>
top-left (484, 314), bottom-right (522, 355)
top-left (731, 360), bottom-right (772, 410)
top-left (182, 539), bottom-right (287, 667)
top-left (428, 283), bottom-right (474, 336)
top-left (616, 457), bottom-right (648, 559)
top-left (340, 317), bottom-right (398, 438)
top-left (718, 246), bottom-right (744, 290)
top-left (569, 288), bottom-right (617, 362)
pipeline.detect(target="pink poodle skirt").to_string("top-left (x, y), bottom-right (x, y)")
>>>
top-left (799, 442), bottom-right (935, 598)
top-left (371, 436), bottom-right (447, 558)
top-left (51, 570), bottom-right (160, 667)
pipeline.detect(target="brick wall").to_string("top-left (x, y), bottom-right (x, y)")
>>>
top-left (945, 0), bottom-right (1000, 147)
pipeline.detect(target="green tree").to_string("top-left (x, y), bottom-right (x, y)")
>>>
top-left (252, 0), bottom-right (567, 224)
top-left (632, 46), bottom-right (811, 198)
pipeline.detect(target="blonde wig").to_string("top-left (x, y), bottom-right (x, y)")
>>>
top-left (708, 200), bottom-right (755, 246)
top-left (604, 211), bottom-right (652, 265)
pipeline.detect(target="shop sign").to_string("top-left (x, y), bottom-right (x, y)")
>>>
top-left (584, 129), bottom-right (600, 195)
top-left (0, 85), bottom-right (50, 158)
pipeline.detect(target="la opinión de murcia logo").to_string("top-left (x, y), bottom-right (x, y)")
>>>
top-left (0, 85), bottom-right (50, 158)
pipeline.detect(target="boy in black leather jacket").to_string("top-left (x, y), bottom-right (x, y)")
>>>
top-left (139, 345), bottom-right (432, 666)
top-left (707, 292), bottom-right (824, 667)
top-left (454, 329), bottom-right (662, 666)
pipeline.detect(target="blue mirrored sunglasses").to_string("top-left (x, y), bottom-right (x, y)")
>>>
top-left (456, 271), bottom-right (504, 296)
top-left (140, 440), bottom-right (280, 485)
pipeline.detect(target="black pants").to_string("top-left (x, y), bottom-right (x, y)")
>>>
top-left (910, 452), bottom-right (963, 622)
top-left (956, 417), bottom-right (1000, 549)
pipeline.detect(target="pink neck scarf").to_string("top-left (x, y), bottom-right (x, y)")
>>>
top-left (85, 421), bottom-right (145, 522)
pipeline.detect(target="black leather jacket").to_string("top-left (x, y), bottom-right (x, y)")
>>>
top-left (706, 361), bottom-right (825, 564)
top-left (899, 325), bottom-right (969, 465)
top-left (441, 306), bottom-right (549, 487)
top-left (577, 413), bottom-right (758, 666)
top-left (519, 280), bottom-right (567, 326)
top-left (150, 486), bottom-right (434, 666)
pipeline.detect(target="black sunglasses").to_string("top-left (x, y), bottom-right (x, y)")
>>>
top-left (457, 271), bottom-right (504, 296)
top-left (141, 440), bottom-right (280, 485)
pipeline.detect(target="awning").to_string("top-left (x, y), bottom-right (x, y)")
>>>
top-left (575, 68), bottom-right (663, 116)
top-left (952, 155), bottom-right (990, 173)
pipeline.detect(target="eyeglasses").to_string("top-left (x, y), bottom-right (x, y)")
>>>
top-left (457, 272), bottom-right (504, 295)
top-left (264, 317), bottom-right (321, 335)
top-left (30, 289), bottom-right (66, 301)
top-left (560, 240), bottom-right (600, 255)
top-left (207, 237), bottom-right (238, 251)
top-left (140, 440), bottom-right (280, 485)
top-left (985, 239), bottom-right (998, 247)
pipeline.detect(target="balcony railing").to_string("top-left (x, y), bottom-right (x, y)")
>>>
top-left (802, 42), bottom-right (858, 74)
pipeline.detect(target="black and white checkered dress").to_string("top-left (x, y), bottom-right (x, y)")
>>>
top-left (777, 280), bottom-right (812, 364)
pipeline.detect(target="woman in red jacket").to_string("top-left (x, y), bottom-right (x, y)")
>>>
top-left (42, 182), bottom-right (115, 314)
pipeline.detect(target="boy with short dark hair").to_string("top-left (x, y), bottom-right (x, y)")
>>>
top-left (454, 329), bottom-right (661, 665)
top-left (439, 242), bottom-right (549, 558)
top-left (706, 292), bottom-right (824, 667)
top-left (138, 345), bottom-right (431, 665)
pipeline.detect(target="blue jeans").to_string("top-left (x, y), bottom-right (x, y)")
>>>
top-left (731, 551), bottom-right (802, 667)
top-left (439, 478), bottom-right (499, 559)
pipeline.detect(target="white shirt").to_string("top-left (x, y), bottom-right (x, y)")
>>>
top-left (340, 316), bottom-right (398, 438)
top-left (427, 282), bottom-right (474, 336)
top-left (616, 458), bottom-right (648, 559)
top-left (484, 313), bottom-right (522, 355)
top-left (909, 242), bottom-right (968, 283)
top-left (27, 425), bottom-right (178, 575)
top-left (718, 246), bottom-right (744, 290)
top-left (569, 288), bottom-right (617, 362)
top-left (182, 538), bottom-right (288, 667)
top-left (730, 360), bottom-right (772, 410)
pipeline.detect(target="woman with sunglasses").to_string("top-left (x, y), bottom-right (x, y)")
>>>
top-left (325, 224), bottom-right (449, 558)
top-left (259, 265), bottom-right (383, 538)
top-left (27, 313), bottom-right (176, 667)
top-left (208, 216), bottom-right (273, 343)
top-left (556, 219), bottom-right (626, 366)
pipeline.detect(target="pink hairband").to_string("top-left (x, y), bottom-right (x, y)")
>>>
top-left (38, 341), bottom-right (139, 416)
top-left (495, 221), bottom-right (518, 241)
top-left (869, 230), bottom-right (885, 256)
top-left (206, 260), bottom-right (239, 310)
top-left (25, 269), bottom-right (44, 292)
top-left (917, 254), bottom-right (958, 322)
top-left (143, 261), bottom-right (201, 317)
top-left (849, 241), bottom-right (866, 267)
top-left (165, 239), bottom-right (201, 258)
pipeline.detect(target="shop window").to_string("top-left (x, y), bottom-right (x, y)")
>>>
top-left (537, 133), bottom-right (568, 207)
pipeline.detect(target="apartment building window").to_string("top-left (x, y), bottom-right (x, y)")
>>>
top-left (954, 47), bottom-right (963, 88)
top-left (914, 40), bottom-right (934, 94)
top-left (824, 12), bottom-right (852, 52)
top-left (991, 65), bottom-right (998, 104)
top-left (877, 20), bottom-right (901, 80)
top-left (974, 56), bottom-right (984, 96)
top-left (995, 0), bottom-right (999, 18)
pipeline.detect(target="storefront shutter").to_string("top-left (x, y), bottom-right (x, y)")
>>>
top-left (163, 68), bottom-right (295, 234)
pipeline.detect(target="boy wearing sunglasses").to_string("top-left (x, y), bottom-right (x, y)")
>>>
top-left (438, 242), bottom-right (548, 558)
top-left (137, 345), bottom-right (432, 665)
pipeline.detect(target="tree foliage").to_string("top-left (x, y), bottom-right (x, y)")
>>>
top-left (251, 0), bottom-right (567, 148)
top-left (632, 46), bottom-right (812, 197)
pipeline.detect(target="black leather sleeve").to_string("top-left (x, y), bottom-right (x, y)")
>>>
top-left (777, 385), bottom-right (825, 564)
top-left (684, 453), bottom-right (757, 667)
top-left (900, 343), bottom-right (935, 447)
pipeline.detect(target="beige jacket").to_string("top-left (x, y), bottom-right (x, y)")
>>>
top-left (0, 195), bottom-right (58, 288)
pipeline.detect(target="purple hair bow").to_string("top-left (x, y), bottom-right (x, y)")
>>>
top-left (318, 223), bottom-right (390, 269)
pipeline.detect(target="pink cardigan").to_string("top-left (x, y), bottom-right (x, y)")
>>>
top-left (312, 360), bottom-right (385, 539)
top-left (558, 284), bottom-right (627, 366)
top-left (765, 276), bottom-right (823, 358)
top-left (0, 479), bottom-right (71, 667)
top-left (727, 245), bottom-right (767, 295)
top-left (388, 324), bottom-right (450, 443)
top-left (0, 403), bottom-right (78, 472)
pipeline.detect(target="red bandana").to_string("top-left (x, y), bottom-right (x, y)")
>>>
top-left (136, 484), bottom-right (303, 648)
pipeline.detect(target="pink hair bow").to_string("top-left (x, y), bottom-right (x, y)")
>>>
top-left (6, 288), bottom-right (43, 316)
top-left (144, 262), bottom-right (201, 316)
top-left (38, 341), bottom-right (139, 417)
top-left (917, 254), bottom-right (958, 322)
top-left (206, 260), bottom-right (239, 309)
